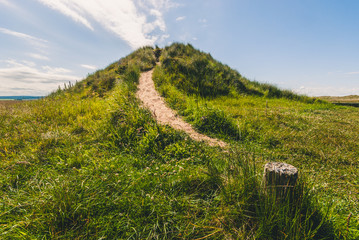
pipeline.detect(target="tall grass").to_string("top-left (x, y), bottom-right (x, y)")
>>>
top-left (160, 43), bottom-right (318, 102)
top-left (0, 43), bottom-right (352, 239)
top-left (153, 43), bottom-right (358, 238)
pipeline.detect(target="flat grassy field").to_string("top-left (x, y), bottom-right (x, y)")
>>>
top-left (209, 96), bottom-right (359, 221)
top-left (319, 96), bottom-right (359, 107)
top-left (0, 100), bottom-right (24, 107)
top-left (320, 95), bottom-right (359, 103)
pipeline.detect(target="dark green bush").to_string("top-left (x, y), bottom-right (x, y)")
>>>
top-left (154, 46), bottom-right (162, 62)
top-left (190, 106), bottom-right (238, 139)
top-left (161, 43), bottom-right (247, 97)
top-left (117, 46), bottom-right (156, 74)
top-left (122, 65), bottom-right (140, 92)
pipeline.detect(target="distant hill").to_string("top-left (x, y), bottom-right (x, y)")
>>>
top-left (319, 95), bottom-right (359, 103)
top-left (319, 95), bottom-right (359, 107)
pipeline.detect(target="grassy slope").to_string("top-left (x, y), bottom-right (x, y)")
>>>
top-left (0, 44), bottom-right (355, 239)
top-left (153, 43), bottom-right (359, 238)
top-left (209, 96), bottom-right (359, 232)
top-left (0, 47), bottom-right (227, 239)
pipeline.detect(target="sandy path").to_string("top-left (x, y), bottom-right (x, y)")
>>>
top-left (137, 69), bottom-right (227, 148)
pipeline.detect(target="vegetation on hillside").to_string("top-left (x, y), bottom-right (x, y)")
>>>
top-left (0, 44), bottom-right (357, 239)
top-left (159, 43), bottom-right (317, 103)
top-left (153, 43), bottom-right (359, 239)
top-left (51, 46), bottom-right (157, 98)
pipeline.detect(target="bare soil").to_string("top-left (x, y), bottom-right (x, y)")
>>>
top-left (137, 69), bottom-right (227, 148)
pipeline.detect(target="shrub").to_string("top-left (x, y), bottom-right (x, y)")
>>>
top-left (154, 46), bottom-right (162, 62)
top-left (191, 106), bottom-right (238, 139)
top-left (117, 46), bottom-right (156, 74)
top-left (161, 43), bottom-right (247, 97)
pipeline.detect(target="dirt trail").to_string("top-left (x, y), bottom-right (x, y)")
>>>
top-left (137, 69), bottom-right (227, 148)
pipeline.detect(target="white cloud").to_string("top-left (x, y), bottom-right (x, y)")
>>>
top-left (37, 0), bottom-right (176, 49)
top-left (176, 16), bottom-right (186, 21)
top-left (199, 18), bottom-right (209, 28)
top-left (135, 0), bottom-right (179, 12)
top-left (0, 0), bottom-right (15, 8)
top-left (81, 64), bottom-right (98, 70)
top-left (295, 86), bottom-right (359, 97)
top-left (42, 66), bottom-right (72, 74)
top-left (37, 0), bottom-right (94, 30)
top-left (0, 60), bottom-right (79, 96)
top-left (345, 72), bottom-right (359, 75)
top-left (27, 53), bottom-right (50, 61)
top-left (4, 59), bottom-right (36, 68)
top-left (0, 27), bottom-right (48, 49)
top-left (159, 34), bottom-right (170, 43)
top-left (327, 70), bottom-right (342, 75)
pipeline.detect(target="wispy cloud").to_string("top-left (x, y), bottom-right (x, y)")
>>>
top-left (27, 53), bottom-right (50, 61)
top-left (296, 86), bottom-right (359, 97)
top-left (345, 71), bottom-right (359, 75)
top-left (0, 60), bottom-right (79, 96)
top-left (159, 34), bottom-right (170, 43)
top-left (198, 18), bottom-right (208, 27)
top-left (81, 64), bottom-right (98, 71)
top-left (176, 16), bottom-right (186, 22)
top-left (37, 0), bottom-right (93, 30)
top-left (328, 71), bottom-right (359, 76)
top-left (0, 0), bottom-right (15, 8)
top-left (0, 27), bottom-right (48, 49)
top-left (42, 66), bottom-right (72, 74)
top-left (36, 0), bottom-right (176, 49)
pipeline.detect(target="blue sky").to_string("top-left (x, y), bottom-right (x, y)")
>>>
top-left (0, 0), bottom-right (358, 96)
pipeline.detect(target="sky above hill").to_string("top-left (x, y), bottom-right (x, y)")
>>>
top-left (0, 0), bottom-right (358, 96)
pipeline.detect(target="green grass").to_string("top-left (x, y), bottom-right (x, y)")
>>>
top-left (0, 44), bottom-right (356, 239)
top-left (159, 43), bottom-right (317, 103)
top-left (153, 43), bottom-right (359, 239)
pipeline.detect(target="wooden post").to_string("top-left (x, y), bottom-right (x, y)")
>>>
top-left (263, 162), bottom-right (298, 199)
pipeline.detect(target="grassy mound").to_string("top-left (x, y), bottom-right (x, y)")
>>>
top-left (159, 43), bottom-right (317, 102)
top-left (0, 45), bottom-right (355, 239)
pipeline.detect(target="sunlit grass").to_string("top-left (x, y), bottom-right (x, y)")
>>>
top-left (0, 44), bottom-right (356, 239)
top-left (152, 43), bottom-right (359, 239)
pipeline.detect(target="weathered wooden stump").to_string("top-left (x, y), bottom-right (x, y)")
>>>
top-left (263, 162), bottom-right (298, 199)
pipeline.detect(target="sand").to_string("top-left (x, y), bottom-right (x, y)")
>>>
top-left (136, 69), bottom-right (227, 148)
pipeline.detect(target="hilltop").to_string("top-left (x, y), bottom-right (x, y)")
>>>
top-left (0, 43), bottom-right (358, 239)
